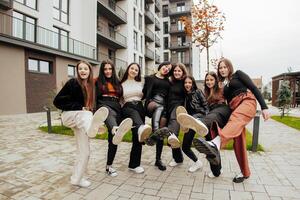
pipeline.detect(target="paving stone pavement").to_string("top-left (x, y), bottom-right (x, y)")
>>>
top-left (0, 112), bottom-right (300, 200)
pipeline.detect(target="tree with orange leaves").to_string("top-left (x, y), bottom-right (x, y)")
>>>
top-left (180, 0), bottom-right (225, 72)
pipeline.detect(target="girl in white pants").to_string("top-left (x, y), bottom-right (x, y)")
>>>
top-left (54, 60), bottom-right (108, 187)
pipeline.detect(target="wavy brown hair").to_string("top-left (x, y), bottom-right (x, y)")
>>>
top-left (170, 62), bottom-right (188, 83)
top-left (204, 71), bottom-right (222, 104)
top-left (217, 58), bottom-right (234, 82)
top-left (76, 60), bottom-right (94, 111)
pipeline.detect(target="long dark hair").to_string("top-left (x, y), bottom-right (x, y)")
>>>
top-left (183, 75), bottom-right (198, 93)
top-left (170, 62), bottom-right (188, 83)
top-left (121, 62), bottom-right (141, 83)
top-left (97, 59), bottom-right (122, 96)
top-left (204, 71), bottom-right (221, 104)
top-left (76, 60), bottom-right (94, 110)
top-left (217, 58), bottom-right (234, 82)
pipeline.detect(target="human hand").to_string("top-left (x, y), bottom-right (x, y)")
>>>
top-left (262, 109), bottom-right (270, 121)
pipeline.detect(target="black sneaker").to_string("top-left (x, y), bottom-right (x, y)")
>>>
top-left (155, 160), bottom-right (166, 171)
top-left (208, 155), bottom-right (222, 177)
top-left (193, 137), bottom-right (220, 166)
top-left (233, 173), bottom-right (249, 183)
top-left (154, 127), bottom-right (171, 140)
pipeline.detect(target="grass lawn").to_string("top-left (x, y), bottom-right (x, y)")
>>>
top-left (271, 115), bottom-right (300, 131)
top-left (39, 125), bottom-right (263, 151)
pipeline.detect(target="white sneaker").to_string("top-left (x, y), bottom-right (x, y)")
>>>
top-left (129, 166), bottom-right (144, 174)
top-left (176, 106), bottom-right (189, 133)
top-left (177, 113), bottom-right (208, 137)
top-left (168, 133), bottom-right (180, 149)
top-left (70, 177), bottom-right (91, 187)
top-left (87, 107), bottom-right (109, 138)
top-left (169, 159), bottom-right (182, 167)
top-left (208, 169), bottom-right (223, 178)
top-left (188, 160), bottom-right (203, 173)
top-left (112, 118), bottom-right (133, 145)
top-left (106, 166), bottom-right (118, 177)
top-left (138, 124), bottom-right (152, 142)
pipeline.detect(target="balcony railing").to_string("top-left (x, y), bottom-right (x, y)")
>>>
top-left (169, 3), bottom-right (192, 16)
top-left (97, 22), bottom-right (127, 48)
top-left (145, 27), bottom-right (154, 42)
top-left (0, 12), bottom-right (96, 59)
top-left (155, 34), bottom-right (160, 47)
top-left (97, 0), bottom-right (127, 24)
top-left (155, 52), bottom-right (160, 63)
top-left (169, 24), bottom-right (185, 34)
top-left (171, 54), bottom-right (191, 65)
top-left (98, 52), bottom-right (127, 78)
top-left (155, 0), bottom-right (160, 13)
top-left (145, 10), bottom-right (154, 24)
top-left (169, 42), bottom-right (190, 50)
top-left (145, 47), bottom-right (154, 60)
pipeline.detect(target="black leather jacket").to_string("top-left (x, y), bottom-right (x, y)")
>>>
top-left (185, 89), bottom-right (209, 116)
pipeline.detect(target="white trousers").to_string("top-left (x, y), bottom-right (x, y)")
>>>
top-left (61, 111), bottom-right (92, 183)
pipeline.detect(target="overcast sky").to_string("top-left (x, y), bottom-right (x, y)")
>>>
top-left (194, 0), bottom-right (300, 84)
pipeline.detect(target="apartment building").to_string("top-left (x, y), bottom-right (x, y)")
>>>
top-left (0, 0), bottom-right (98, 115)
top-left (162, 0), bottom-right (201, 79)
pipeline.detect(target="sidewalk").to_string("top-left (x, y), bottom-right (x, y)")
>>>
top-left (0, 112), bottom-right (300, 200)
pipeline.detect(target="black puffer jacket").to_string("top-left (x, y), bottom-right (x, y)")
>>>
top-left (185, 89), bottom-right (209, 116)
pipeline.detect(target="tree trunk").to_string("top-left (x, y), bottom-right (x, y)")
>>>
top-left (206, 39), bottom-right (209, 72)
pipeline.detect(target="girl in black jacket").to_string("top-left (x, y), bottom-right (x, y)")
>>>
top-left (95, 60), bottom-right (133, 177)
top-left (53, 60), bottom-right (109, 187)
top-left (142, 61), bottom-right (172, 171)
top-left (177, 75), bottom-right (209, 173)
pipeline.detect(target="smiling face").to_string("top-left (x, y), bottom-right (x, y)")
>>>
top-left (127, 64), bottom-right (139, 80)
top-left (205, 74), bottom-right (216, 89)
top-left (77, 62), bottom-right (90, 80)
top-left (159, 64), bottom-right (172, 76)
top-left (184, 77), bottom-right (193, 93)
top-left (103, 64), bottom-right (113, 78)
top-left (218, 61), bottom-right (230, 78)
top-left (173, 66), bottom-right (184, 80)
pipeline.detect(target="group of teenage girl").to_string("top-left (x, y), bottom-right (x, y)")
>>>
top-left (53, 57), bottom-right (270, 188)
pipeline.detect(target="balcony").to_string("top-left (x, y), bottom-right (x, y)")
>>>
top-left (97, 22), bottom-right (127, 49)
top-left (171, 54), bottom-right (191, 65)
top-left (169, 4), bottom-right (192, 16)
top-left (97, 0), bottom-right (127, 25)
top-left (155, 52), bottom-right (160, 64)
top-left (98, 52), bottom-right (127, 77)
top-left (155, 0), bottom-right (160, 13)
top-left (0, 12), bottom-right (96, 60)
top-left (145, 47), bottom-right (154, 60)
top-left (155, 18), bottom-right (160, 31)
top-left (144, 10), bottom-right (154, 24)
top-left (145, 27), bottom-right (154, 42)
top-left (0, 0), bottom-right (12, 10)
top-left (155, 34), bottom-right (160, 47)
top-left (169, 24), bottom-right (185, 34)
top-left (169, 43), bottom-right (190, 50)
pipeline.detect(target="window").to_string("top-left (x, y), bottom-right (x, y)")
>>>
top-left (108, 49), bottom-right (116, 62)
top-left (176, 2), bottom-right (185, 12)
top-left (178, 20), bottom-right (184, 31)
top-left (68, 65), bottom-right (76, 77)
top-left (162, 5), bottom-right (168, 17)
top-left (139, 56), bottom-right (143, 68)
top-left (28, 58), bottom-right (51, 74)
top-left (53, 26), bottom-right (69, 51)
top-left (139, 14), bottom-right (143, 31)
top-left (163, 37), bottom-right (168, 49)
top-left (134, 31), bottom-right (138, 50)
top-left (140, 35), bottom-right (143, 53)
top-left (164, 52), bottom-right (169, 61)
top-left (134, 8), bottom-right (136, 27)
top-left (163, 22), bottom-right (168, 34)
top-left (13, 11), bottom-right (36, 42)
top-left (53, 0), bottom-right (69, 24)
top-left (15, 0), bottom-right (37, 9)
top-left (177, 36), bottom-right (186, 46)
top-left (134, 53), bottom-right (136, 62)
top-left (177, 51), bottom-right (185, 63)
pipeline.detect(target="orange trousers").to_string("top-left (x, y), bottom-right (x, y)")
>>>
top-left (214, 92), bottom-right (257, 177)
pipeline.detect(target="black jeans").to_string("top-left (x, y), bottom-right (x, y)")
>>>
top-left (104, 106), bottom-right (121, 166)
top-left (168, 107), bottom-right (183, 163)
top-left (122, 101), bottom-right (145, 168)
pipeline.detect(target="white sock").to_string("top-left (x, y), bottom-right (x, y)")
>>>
top-left (208, 136), bottom-right (221, 150)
